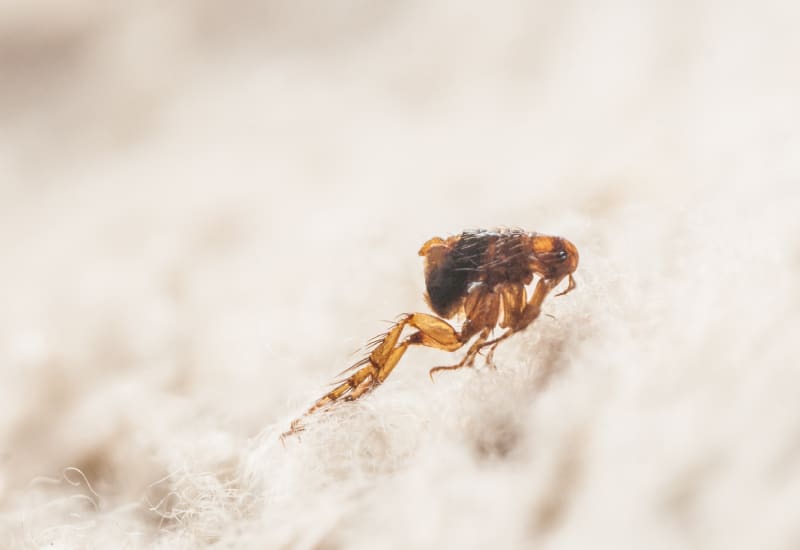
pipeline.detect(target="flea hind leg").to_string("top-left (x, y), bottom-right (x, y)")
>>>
top-left (282, 313), bottom-right (464, 438)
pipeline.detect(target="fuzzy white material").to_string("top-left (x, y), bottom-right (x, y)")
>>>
top-left (1, 1), bottom-right (799, 548)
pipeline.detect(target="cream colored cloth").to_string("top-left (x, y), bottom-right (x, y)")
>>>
top-left (1, 1), bottom-right (798, 548)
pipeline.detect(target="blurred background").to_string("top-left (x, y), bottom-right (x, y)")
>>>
top-left (1, 1), bottom-right (799, 548)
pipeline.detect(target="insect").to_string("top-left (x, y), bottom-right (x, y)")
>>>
top-left (282, 228), bottom-right (579, 438)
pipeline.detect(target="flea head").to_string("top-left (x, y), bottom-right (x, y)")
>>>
top-left (529, 235), bottom-right (579, 279)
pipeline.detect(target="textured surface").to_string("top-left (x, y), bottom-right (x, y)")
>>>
top-left (1, 1), bottom-right (799, 548)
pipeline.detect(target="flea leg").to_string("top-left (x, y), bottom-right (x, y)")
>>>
top-left (476, 283), bottom-right (526, 368)
top-left (555, 274), bottom-right (576, 297)
top-left (475, 276), bottom-right (565, 360)
top-left (428, 328), bottom-right (492, 380)
top-left (282, 313), bottom-right (463, 438)
top-left (428, 288), bottom-right (501, 379)
top-left (516, 276), bottom-right (560, 329)
top-left (483, 341), bottom-right (501, 369)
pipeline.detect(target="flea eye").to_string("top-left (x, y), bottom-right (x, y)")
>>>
top-left (537, 251), bottom-right (568, 262)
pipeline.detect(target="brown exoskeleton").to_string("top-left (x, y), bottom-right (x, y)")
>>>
top-left (282, 228), bottom-right (579, 438)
